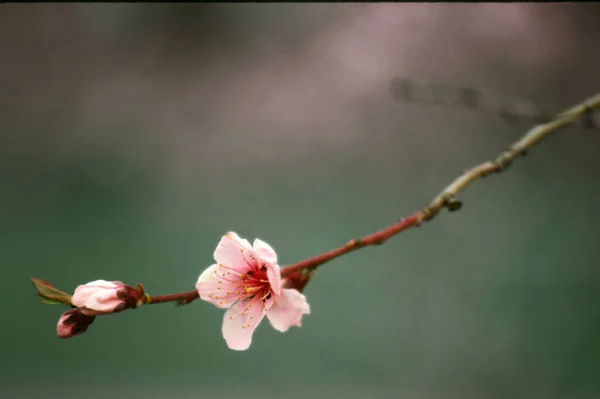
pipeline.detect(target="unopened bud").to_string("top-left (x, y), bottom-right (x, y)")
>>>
top-left (57, 308), bottom-right (95, 339)
top-left (71, 280), bottom-right (141, 316)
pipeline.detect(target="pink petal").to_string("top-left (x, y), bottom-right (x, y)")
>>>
top-left (56, 313), bottom-right (74, 338)
top-left (266, 288), bottom-right (310, 332)
top-left (196, 264), bottom-right (219, 294)
top-left (253, 239), bottom-right (277, 264)
top-left (196, 264), bottom-right (233, 309)
top-left (213, 232), bottom-right (254, 271)
top-left (71, 280), bottom-right (123, 313)
top-left (71, 281), bottom-right (117, 305)
top-left (266, 264), bottom-right (281, 296)
top-left (196, 264), bottom-right (219, 288)
top-left (253, 239), bottom-right (282, 295)
top-left (87, 280), bottom-right (122, 289)
top-left (81, 299), bottom-right (123, 315)
top-left (222, 297), bottom-right (267, 351)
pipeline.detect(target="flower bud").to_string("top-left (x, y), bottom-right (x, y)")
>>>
top-left (71, 280), bottom-right (141, 316)
top-left (57, 308), bottom-right (95, 339)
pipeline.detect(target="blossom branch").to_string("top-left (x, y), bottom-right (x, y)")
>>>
top-left (31, 92), bottom-right (599, 345)
top-left (281, 92), bottom-right (600, 278)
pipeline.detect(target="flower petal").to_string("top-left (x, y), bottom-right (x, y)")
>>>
top-left (253, 239), bottom-right (277, 264)
top-left (213, 232), bottom-right (254, 270)
top-left (266, 265), bottom-right (281, 296)
top-left (222, 297), bottom-right (266, 350)
top-left (266, 288), bottom-right (310, 332)
top-left (71, 280), bottom-right (124, 314)
top-left (253, 239), bottom-right (281, 295)
top-left (83, 280), bottom-right (121, 289)
top-left (71, 280), bottom-right (119, 307)
top-left (196, 264), bottom-right (224, 307)
top-left (56, 312), bottom-right (75, 338)
top-left (197, 264), bottom-right (218, 285)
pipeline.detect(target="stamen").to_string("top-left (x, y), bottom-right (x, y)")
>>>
top-left (240, 249), bottom-right (257, 271)
top-left (219, 264), bottom-right (246, 277)
top-left (260, 291), bottom-right (272, 301)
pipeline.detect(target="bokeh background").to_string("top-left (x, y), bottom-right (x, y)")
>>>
top-left (2, 3), bottom-right (600, 399)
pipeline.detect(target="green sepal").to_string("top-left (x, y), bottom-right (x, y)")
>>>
top-left (30, 277), bottom-right (72, 306)
top-left (39, 298), bottom-right (68, 305)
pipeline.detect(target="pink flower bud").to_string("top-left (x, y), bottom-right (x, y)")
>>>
top-left (57, 308), bottom-right (95, 339)
top-left (71, 280), bottom-right (140, 316)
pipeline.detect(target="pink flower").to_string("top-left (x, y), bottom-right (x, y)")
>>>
top-left (196, 232), bottom-right (310, 350)
top-left (71, 280), bottom-right (140, 316)
top-left (57, 308), bottom-right (96, 339)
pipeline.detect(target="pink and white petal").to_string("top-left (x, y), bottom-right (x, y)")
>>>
top-left (253, 239), bottom-right (278, 264)
top-left (86, 280), bottom-right (122, 289)
top-left (79, 290), bottom-right (123, 313)
top-left (196, 264), bottom-right (225, 306)
top-left (266, 288), bottom-right (310, 332)
top-left (78, 307), bottom-right (104, 316)
top-left (253, 239), bottom-right (282, 295)
top-left (213, 232), bottom-right (254, 270)
top-left (71, 280), bottom-right (122, 305)
top-left (70, 290), bottom-right (92, 309)
top-left (71, 285), bottom-right (109, 309)
top-left (56, 314), bottom-right (74, 338)
top-left (225, 232), bottom-right (253, 250)
top-left (222, 298), bottom-right (266, 351)
top-left (265, 263), bottom-right (282, 296)
top-left (197, 264), bottom-right (219, 286)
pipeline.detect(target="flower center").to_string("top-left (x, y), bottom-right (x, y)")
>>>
top-left (209, 250), bottom-right (274, 308)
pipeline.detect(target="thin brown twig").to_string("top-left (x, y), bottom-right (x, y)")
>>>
top-left (146, 290), bottom-right (199, 306)
top-left (148, 92), bottom-right (600, 302)
top-left (280, 92), bottom-right (600, 277)
top-left (34, 92), bottom-right (600, 307)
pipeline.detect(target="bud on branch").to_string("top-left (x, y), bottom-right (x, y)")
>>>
top-left (31, 91), bottom-right (600, 350)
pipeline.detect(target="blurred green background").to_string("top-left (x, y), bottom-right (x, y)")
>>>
top-left (1, 4), bottom-right (600, 399)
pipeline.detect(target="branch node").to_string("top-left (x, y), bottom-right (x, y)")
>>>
top-left (176, 299), bottom-right (189, 307)
top-left (443, 194), bottom-right (463, 212)
top-left (345, 239), bottom-right (364, 248)
top-left (372, 238), bottom-right (385, 246)
top-left (419, 208), bottom-right (436, 223)
top-left (493, 151), bottom-right (513, 172)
